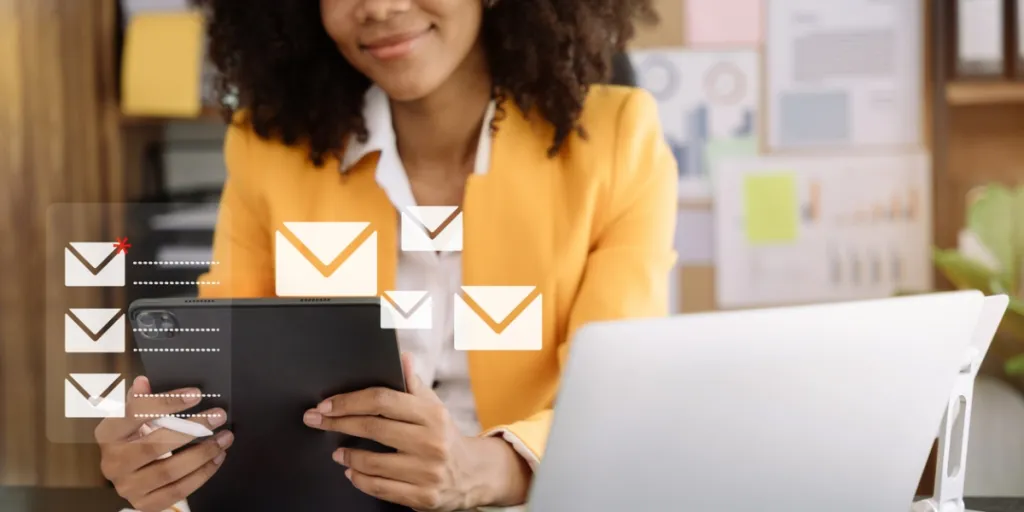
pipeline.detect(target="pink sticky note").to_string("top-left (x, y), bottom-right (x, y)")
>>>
top-left (685, 0), bottom-right (763, 46)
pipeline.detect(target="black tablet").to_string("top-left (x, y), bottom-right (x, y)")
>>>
top-left (128, 298), bottom-right (412, 512)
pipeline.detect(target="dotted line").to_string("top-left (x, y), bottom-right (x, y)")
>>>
top-left (134, 348), bottom-right (220, 352)
top-left (133, 281), bottom-right (220, 285)
top-left (134, 413), bottom-right (223, 418)
top-left (134, 393), bottom-right (221, 398)
top-left (133, 328), bottom-right (220, 332)
top-left (133, 261), bottom-right (220, 266)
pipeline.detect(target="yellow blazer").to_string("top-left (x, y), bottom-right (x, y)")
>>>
top-left (198, 85), bottom-right (678, 460)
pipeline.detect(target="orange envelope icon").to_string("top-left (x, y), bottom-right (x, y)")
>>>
top-left (380, 291), bottom-right (433, 329)
top-left (65, 242), bottom-right (125, 287)
top-left (274, 222), bottom-right (378, 297)
top-left (454, 286), bottom-right (542, 351)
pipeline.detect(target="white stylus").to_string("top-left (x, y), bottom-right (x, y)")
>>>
top-left (151, 416), bottom-right (216, 438)
top-left (139, 417), bottom-right (216, 460)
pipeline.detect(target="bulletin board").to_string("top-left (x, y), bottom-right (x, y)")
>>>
top-left (630, 0), bottom-right (933, 315)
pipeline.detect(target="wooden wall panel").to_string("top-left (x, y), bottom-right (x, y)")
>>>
top-left (0, 0), bottom-right (124, 487)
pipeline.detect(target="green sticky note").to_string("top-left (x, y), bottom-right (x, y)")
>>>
top-left (705, 137), bottom-right (758, 176)
top-left (743, 173), bottom-right (798, 244)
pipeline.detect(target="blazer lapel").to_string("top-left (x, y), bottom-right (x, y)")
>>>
top-left (462, 102), bottom-right (558, 405)
top-left (322, 153), bottom-right (398, 295)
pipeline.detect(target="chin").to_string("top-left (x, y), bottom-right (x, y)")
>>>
top-left (375, 77), bottom-right (441, 102)
top-left (369, 68), bottom-right (449, 102)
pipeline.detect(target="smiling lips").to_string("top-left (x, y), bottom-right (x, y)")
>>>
top-left (361, 27), bottom-right (432, 60)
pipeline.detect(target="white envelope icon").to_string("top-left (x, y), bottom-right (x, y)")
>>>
top-left (65, 242), bottom-right (125, 287)
top-left (65, 373), bottom-right (125, 418)
top-left (454, 286), bottom-right (542, 351)
top-left (275, 222), bottom-right (378, 297)
top-left (65, 308), bottom-right (126, 353)
top-left (381, 291), bottom-right (433, 329)
top-left (401, 206), bottom-right (463, 252)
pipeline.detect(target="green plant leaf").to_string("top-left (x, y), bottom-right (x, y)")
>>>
top-left (932, 248), bottom-right (1002, 293)
top-left (966, 185), bottom-right (1017, 293)
top-left (1014, 186), bottom-right (1024, 295)
top-left (1006, 354), bottom-right (1024, 376)
top-left (999, 297), bottom-right (1024, 376)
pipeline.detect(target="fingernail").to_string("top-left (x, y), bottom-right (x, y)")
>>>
top-left (333, 449), bottom-right (345, 464)
top-left (215, 430), bottom-right (233, 448)
top-left (133, 376), bottom-right (146, 391)
top-left (318, 400), bottom-right (332, 414)
top-left (304, 411), bottom-right (322, 426)
top-left (214, 453), bottom-right (226, 465)
top-left (208, 409), bottom-right (227, 427)
top-left (183, 389), bottom-right (202, 405)
top-left (345, 469), bottom-right (353, 480)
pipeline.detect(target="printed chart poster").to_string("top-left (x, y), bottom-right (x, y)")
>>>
top-left (766, 0), bottom-right (923, 150)
top-left (713, 152), bottom-right (933, 308)
top-left (631, 50), bottom-right (760, 200)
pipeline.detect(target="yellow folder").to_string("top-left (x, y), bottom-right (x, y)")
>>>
top-left (121, 11), bottom-right (205, 118)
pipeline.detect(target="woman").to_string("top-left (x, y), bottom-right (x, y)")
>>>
top-left (95, 0), bottom-right (676, 510)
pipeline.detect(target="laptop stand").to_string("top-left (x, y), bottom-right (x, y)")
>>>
top-left (911, 345), bottom-right (985, 512)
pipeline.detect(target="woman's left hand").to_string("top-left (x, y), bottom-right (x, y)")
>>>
top-left (304, 353), bottom-right (521, 511)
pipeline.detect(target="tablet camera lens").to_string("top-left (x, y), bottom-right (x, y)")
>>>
top-left (136, 310), bottom-right (178, 340)
top-left (159, 313), bottom-right (179, 337)
top-left (138, 313), bottom-right (156, 328)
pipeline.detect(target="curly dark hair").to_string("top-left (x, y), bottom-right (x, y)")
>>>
top-left (196, 0), bottom-right (658, 166)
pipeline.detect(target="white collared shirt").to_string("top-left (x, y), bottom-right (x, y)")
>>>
top-left (341, 86), bottom-right (495, 437)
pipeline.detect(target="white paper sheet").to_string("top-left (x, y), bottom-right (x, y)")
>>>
top-left (630, 50), bottom-right (760, 200)
top-left (684, 0), bottom-right (763, 46)
top-left (676, 209), bottom-right (715, 264)
top-left (766, 0), bottom-right (923, 150)
top-left (713, 151), bottom-right (933, 308)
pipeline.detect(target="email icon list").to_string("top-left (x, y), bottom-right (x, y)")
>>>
top-left (65, 308), bottom-right (126, 353)
top-left (65, 373), bottom-right (125, 418)
top-left (65, 242), bottom-right (125, 287)
top-left (381, 291), bottom-right (433, 330)
top-left (401, 206), bottom-right (463, 252)
top-left (275, 221), bottom-right (378, 297)
top-left (454, 286), bottom-right (542, 351)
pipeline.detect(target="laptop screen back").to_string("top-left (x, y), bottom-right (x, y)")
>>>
top-left (530, 291), bottom-right (986, 512)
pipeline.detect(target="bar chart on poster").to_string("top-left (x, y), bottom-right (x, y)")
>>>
top-left (713, 152), bottom-right (933, 308)
top-left (630, 50), bottom-right (760, 200)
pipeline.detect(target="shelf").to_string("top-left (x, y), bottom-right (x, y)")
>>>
top-left (120, 106), bottom-right (224, 127)
top-left (946, 82), bottom-right (1024, 106)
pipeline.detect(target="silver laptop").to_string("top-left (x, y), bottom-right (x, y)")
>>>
top-left (528, 291), bottom-right (988, 512)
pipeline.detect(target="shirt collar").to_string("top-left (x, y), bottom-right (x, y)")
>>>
top-left (339, 85), bottom-right (496, 176)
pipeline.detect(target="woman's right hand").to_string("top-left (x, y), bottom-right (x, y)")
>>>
top-left (95, 376), bottom-right (233, 512)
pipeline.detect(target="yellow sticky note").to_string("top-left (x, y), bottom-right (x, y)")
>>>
top-left (743, 173), bottom-right (798, 244)
top-left (121, 11), bottom-right (205, 118)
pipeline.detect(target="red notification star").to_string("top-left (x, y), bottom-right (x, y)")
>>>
top-left (113, 237), bottom-right (131, 255)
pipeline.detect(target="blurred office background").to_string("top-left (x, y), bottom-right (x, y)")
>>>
top-left (2, 0), bottom-right (1024, 499)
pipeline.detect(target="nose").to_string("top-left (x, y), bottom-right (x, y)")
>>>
top-left (355, 0), bottom-right (412, 23)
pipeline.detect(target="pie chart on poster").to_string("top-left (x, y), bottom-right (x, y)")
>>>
top-left (704, 61), bottom-right (747, 106)
top-left (634, 54), bottom-right (679, 102)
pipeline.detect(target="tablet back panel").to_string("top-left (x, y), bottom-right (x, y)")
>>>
top-left (131, 299), bottom-right (411, 512)
top-left (530, 291), bottom-right (986, 512)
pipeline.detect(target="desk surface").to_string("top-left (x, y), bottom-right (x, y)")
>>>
top-left (2, 488), bottom-right (1023, 512)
